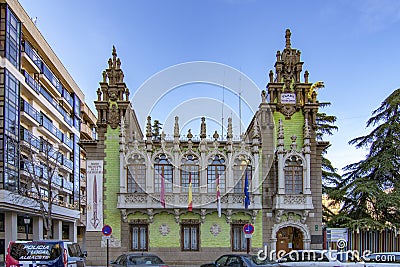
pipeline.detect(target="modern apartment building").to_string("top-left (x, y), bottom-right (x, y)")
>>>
top-left (0, 0), bottom-right (96, 260)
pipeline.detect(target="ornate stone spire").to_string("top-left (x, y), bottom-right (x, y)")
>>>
top-left (174, 116), bottom-right (180, 138)
top-left (95, 46), bottom-right (131, 130)
top-left (200, 117), bottom-right (206, 139)
top-left (227, 117), bottom-right (233, 140)
top-left (146, 116), bottom-right (152, 139)
top-left (285, 29), bottom-right (291, 49)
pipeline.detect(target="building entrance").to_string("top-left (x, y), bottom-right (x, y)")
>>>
top-left (276, 226), bottom-right (303, 253)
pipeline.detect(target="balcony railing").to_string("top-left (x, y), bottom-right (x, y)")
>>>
top-left (63, 135), bottom-right (73, 150)
top-left (23, 70), bottom-right (40, 94)
top-left (64, 158), bottom-right (73, 170)
top-left (40, 61), bottom-right (62, 95)
top-left (20, 99), bottom-right (40, 123)
top-left (20, 127), bottom-right (40, 150)
top-left (22, 42), bottom-right (42, 69)
top-left (62, 87), bottom-right (74, 107)
top-left (40, 115), bottom-right (63, 141)
top-left (63, 179), bottom-right (73, 191)
top-left (117, 192), bottom-right (262, 210)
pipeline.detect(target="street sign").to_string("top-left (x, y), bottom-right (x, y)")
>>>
top-left (244, 234), bottom-right (253, 239)
top-left (243, 223), bottom-right (254, 235)
top-left (102, 224), bottom-right (112, 236)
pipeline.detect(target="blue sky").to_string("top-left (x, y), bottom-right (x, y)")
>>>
top-left (19, 0), bottom-right (400, 173)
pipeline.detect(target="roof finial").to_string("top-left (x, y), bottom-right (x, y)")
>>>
top-left (285, 29), bottom-right (291, 49)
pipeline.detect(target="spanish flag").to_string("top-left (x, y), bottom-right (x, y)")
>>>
top-left (188, 172), bottom-right (193, 211)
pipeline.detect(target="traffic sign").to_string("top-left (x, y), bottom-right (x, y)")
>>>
top-left (243, 223), bottom-right (254, 235)
top-left (244, 234), bottom-right (253, 239)
top-left (102, 224), bottom-right (112, 236)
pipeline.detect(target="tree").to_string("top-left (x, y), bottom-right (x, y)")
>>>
top-left (152, 120), bottom-right (163, 140)
top-left (315, 102), bottom-right (341, 223)
top-left (328, 89), bottom-right (400, 230)
top-left (10, 131), bottom-right (71, 239)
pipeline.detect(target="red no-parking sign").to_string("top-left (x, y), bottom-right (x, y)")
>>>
top-left (243, 223), bottom-right (254, 235)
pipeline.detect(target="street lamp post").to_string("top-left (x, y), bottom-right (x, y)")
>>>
top-left (24, 214), bottom-right (31, 240)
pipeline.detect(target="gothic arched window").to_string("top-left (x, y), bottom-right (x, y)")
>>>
top-left (181, 155), bottom-right (199, 193)
top-left (207, 155), bottom-right (225, 193)
top-left (154, 154), bottom-right (173, 193)
top-left (127, 154), bottom-right (146, 193)
top-left (233, 156), bottom-right (252, 194)
top-left (284, 155), bottom-right (303, 194)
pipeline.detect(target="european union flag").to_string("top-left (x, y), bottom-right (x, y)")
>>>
top-left (244, 171), bottom-right (250, 209)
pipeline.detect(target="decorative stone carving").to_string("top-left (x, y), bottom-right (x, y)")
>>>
top-left (210, 224), bottom-right (222, 237)
top-left (301, 210), bottom-right (309, 223)
top-left (147, 209), bottom-right (154, 223)
top-left (290, 135), bottom-right (298, 152)
top-left (159, 224), bottom-right (170, 236)
top-left (121, 209), bottom-right (127, 223)
top-left (275, 209), bottom-right (284, 223)
top-left (283, 195), bottom-right (306, 205)
top-left (225, 209), bottom-right (232, 224)
top-left (108, 104), bottom-right (120, 129)
top-left (125, 193), bottom-right (146, 203)
top-left (200, 117), bottom-right (206, 139)
top-left (201, 209), bottom-right (206, 223)
top-left (280, 104), bottom-right (296, 119)
top-left (174, 209), bottom-right (180, 223)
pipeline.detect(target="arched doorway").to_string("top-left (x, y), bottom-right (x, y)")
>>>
top-left (276, 226), bottom-right (303, 253)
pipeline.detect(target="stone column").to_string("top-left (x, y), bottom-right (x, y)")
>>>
top-left (33, 216), bottom-right (44, 240)
top-left (69, 221), bottom-right (77, 242)
top-left (5, 212), bottom-right (17, 245)
top-left (53, 220), bottom-right (63, 239)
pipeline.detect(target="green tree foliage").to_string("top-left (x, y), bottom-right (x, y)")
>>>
top-left (152, 120), bottom-right (163, 140)
top-left (328, 89), bottom-right (400, 230)
top-left (316, 102), bottom-right (341, 223)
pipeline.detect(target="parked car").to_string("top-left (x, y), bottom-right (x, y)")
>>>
top-left (110, 253), bottom-right (168, 267)
top-left (200, 253), bottom-right (279, 267)
top-left (362, 252), bottom-right (400, 267)
top-left (276, 250), bottom-right (364, 267)
top-left (6, 240), bottom-right (87, 267)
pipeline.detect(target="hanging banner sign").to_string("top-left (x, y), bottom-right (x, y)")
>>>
top-left (87, 160), bottom-right (104, 231)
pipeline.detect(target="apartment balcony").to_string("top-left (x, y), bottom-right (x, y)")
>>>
top-left (20, 128), bottom-right (40, 153)
top-left (81, 103), bottom-right (97, 124)
top-left (59, 88), bottom-right (73, 112)
top-left (58, 135), bottom-right (73, 153)
top-left (38, 62), bottom-right (62, 98)
top-left (80, 159), bottom-right (86, 172)
top-left (20, 100), bottom-right (40, 127)
top-left (272, 194), bottom-right (314, 211)
top-left (59, 157), bottom-right (74, 174)
top-left (21, 42), bottom-right (41, 74)
top-left (117, 192), bottom-right (262, 210)
top-left (80, 123), bottom-right (92, 139)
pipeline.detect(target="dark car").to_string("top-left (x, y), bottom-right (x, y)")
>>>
top-left (110, 253), bottom-right (168, 267)
top-left (200, 254), bottom-right (279, 267)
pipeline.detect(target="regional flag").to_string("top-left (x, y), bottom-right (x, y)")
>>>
top-left (244, 170), bottom-right (250, 209)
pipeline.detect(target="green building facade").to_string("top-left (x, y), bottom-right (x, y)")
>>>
top-left (81, 29), bottom-right (327, 266)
